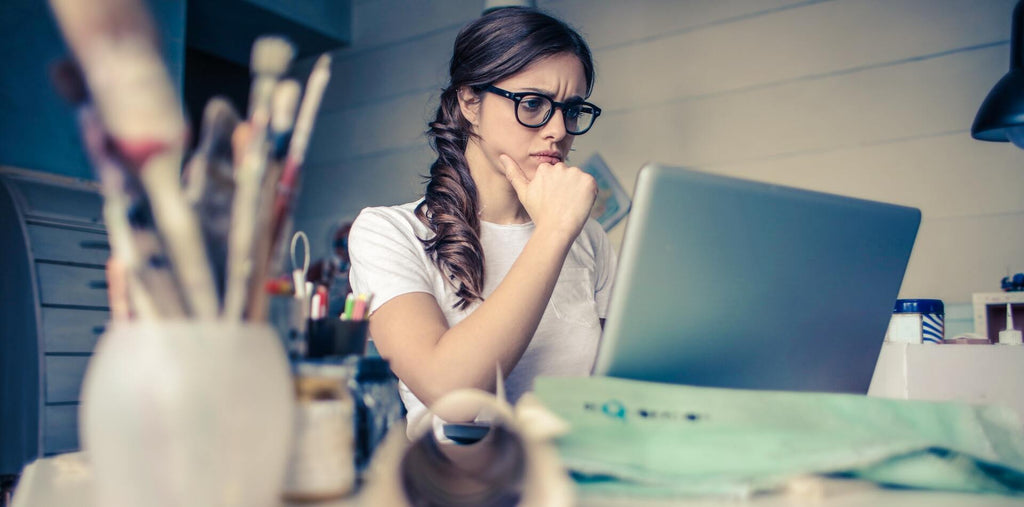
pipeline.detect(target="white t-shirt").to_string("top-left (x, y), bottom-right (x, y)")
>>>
top-left (348, 200), bottom-right (616, 429)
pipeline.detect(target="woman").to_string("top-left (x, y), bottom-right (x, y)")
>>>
top-left (348, 7), bottom-right (615, 430)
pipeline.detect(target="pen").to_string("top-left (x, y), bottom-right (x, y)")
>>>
top-left (342, 293), bottom-right (356, 321)
top-left (351, 293), bottom-right (368, 321)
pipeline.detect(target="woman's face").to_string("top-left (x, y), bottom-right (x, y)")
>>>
top-left (466, 52), bottom-right (588, 180)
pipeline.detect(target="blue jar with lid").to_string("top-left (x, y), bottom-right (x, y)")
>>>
top-left (887, 299), bottom-right (944, 344)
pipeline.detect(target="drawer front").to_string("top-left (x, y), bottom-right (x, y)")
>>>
top-left (27, 224), bottom-right (110, 266)
top-left (44, 404), bottom-right (80, 454)
top-left (42, 307), bottom-right (109, 353)
top-left (7, 177), bottom-right (103, 225)
top-left (36, 263), bottom-right (109, 308)
top-left (46, 356), bottom-right (91, 403)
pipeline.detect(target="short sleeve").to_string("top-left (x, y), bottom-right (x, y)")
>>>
top-left (589, 220), bottom-right (617, 318)
top-left (348, 207), bottom-right (436, 315)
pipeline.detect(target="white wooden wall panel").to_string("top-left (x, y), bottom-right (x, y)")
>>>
top-left (573, 45), bottom-right (1008, 174)
top-left (707, 133), bottom-right (1024, 219)
top-left (348, 0), bottom-right (479, 50)
top-left (905, 213), bottom-right (1024, 301)
top-left (547, 0), bottom-right (808, 50)
top-left (575, 0), bottom-right (1014, 112)
top-left (306, 91), bottom-right (437, 166)
top-left (318, 29), bottom-right (455, 111)
top-left (296, 146), bottom-right (433, 223)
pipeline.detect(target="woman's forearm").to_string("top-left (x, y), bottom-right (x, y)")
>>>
top-left (412, 226), bottom-right (574, 405)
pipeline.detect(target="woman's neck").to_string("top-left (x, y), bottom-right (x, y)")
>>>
top-left (464, 142), bottom-right (531, 225)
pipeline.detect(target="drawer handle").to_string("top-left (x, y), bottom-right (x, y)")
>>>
top-left (92, 325), bottom-right (106, 335)
top-left (79, 240), bottom-right (111, 250)
top-left (88, 280), bottom-right (108, 290)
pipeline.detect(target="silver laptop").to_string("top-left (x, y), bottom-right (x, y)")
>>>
top-left (592, 164), bottom-right (920, 394)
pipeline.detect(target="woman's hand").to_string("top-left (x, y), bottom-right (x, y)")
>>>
top-left (499, 154), bottom-right (597, 239)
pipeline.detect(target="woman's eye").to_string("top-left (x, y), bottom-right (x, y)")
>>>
top-left (521, 98), bottom-right (544, 110)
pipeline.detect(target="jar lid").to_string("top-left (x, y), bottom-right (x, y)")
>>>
top-left (893, 299), bottom-right (944, 315)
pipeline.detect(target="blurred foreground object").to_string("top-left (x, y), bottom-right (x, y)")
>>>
top-left (361, 372), bottom-right (573, 506)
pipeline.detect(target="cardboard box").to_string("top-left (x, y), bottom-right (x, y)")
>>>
top-left (868, 342), bottom-right (1024, 425)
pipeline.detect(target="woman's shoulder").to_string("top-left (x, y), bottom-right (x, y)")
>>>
top-left (352, 200), bottom-right (429, 236)
top-left (578, 218), bottom-right (610, 245)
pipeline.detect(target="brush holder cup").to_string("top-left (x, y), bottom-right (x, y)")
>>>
top-left (79, 321), bottom-right (295, 507)
top-left (306, 318), bottom-right (369, 358)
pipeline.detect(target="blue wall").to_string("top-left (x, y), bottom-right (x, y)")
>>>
top-left (0, 0), bottom-right (185, 180)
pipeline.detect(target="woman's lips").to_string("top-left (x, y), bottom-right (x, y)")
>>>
top-left (531, 153), bottom-right (562, 165)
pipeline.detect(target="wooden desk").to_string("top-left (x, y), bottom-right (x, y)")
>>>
top-left (12, 452), bottom-right (1024, 507)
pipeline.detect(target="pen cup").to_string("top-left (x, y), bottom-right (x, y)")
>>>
top-left (307, 318), bottom-right (369, 358)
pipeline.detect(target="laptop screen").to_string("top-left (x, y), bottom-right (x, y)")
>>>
top-left (593, 164), bottom-right (920, 394)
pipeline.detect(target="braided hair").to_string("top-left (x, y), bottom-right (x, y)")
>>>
top-left (415, 7), bottom-right (595, 309)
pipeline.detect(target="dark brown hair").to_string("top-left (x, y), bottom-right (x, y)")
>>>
top-left (416, 7), bottom-right (595, 309)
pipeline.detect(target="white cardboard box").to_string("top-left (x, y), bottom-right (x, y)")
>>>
top-left (868, 342), bottom-right (1024, 425)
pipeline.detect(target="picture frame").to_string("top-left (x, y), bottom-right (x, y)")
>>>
top-left (579, 153), bottom-right (631, 231)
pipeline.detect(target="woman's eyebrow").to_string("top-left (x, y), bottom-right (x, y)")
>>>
top-left (519, 87), bottom-right (585, 102)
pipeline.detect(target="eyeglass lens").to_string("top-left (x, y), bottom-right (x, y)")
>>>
top-left (516, 95), bottom-right (596, 134)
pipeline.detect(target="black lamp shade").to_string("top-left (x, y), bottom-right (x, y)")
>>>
top-left (971, 0), bottom-right (1024, 142)
top-left (971, 69), bottom-right (1024, 142)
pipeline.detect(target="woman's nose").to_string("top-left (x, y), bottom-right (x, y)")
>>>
top-left (540, 108), bottom-right (568, 141)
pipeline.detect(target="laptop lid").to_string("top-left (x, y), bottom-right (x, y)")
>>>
top-left (593, 164), bottom-right (921, 394)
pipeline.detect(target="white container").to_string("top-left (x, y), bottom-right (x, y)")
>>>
top-left (886, 299), bottom-right (944, 344)
top-left (282, 362), bottom-right (357, 501)
top-left (79, 321), bottom-right (294, 507)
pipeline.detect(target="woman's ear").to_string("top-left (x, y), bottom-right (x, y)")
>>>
top-left (457, 86), bottom-right (482, 126)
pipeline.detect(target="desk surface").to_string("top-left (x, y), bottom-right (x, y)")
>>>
top-left (12, 452), bottom-right (1024, 507)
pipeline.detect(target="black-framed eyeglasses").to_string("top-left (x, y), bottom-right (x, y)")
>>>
top-left (484, 85), bottom-right (602, 135)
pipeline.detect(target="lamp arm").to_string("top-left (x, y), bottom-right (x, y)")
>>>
top-left (1014, 0), bottom-right (1023, 69)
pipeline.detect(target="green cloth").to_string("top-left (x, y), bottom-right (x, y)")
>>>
top-left (532, 376), bottom-right (1024, 498)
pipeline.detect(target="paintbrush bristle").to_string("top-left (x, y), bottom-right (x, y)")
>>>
top-left (271, 80), bottom-right (301, 134)
top-left (201, 97), bottom-right (241, 150)
top-left (50, 59), bottom-right (89, 105)
top-left (251, 36), bottom-right (295, 77)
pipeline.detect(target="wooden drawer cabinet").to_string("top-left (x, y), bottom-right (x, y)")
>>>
top-left (44, 357), bottom-right (91, 404)
top-left (27, 225), bottom-right (110, 266)
top-left (1, 167), bottom-right (108, 476)
top-left (43, 406), bottom-right (79, 455)
top-left (41, 308), bottom-right (108, 353)
top-left (36, 264), bottom-right (109, 308)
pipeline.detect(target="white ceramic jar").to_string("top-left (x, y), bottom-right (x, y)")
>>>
top-left (79, 321), bottom-right (294, 507)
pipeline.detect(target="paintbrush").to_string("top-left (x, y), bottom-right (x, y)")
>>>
top-left (245, 80), bottom-right (301, 321)
top-left (49, 0), bottom-right (219, 319)
top-left (182, 97), bottom-right (240, 302)
top-left (50, 59), bottom-right (186, 319)
top-left (223, 36), bottom-right (295, 321)
top-left (268, 54), bottom-right (332, 264)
